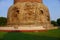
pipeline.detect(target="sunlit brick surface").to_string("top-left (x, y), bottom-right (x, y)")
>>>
top-left (14, 0), bottom-right (42, 4)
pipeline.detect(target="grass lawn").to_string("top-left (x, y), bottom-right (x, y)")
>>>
top-left (0, 29), bottom-right (60, 40)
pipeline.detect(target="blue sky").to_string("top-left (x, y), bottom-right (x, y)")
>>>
top-left (0, 0), bottom-right (60, 20)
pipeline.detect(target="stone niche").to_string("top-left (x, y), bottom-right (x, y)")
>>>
top-left (7, 0), bottom-right (51, 28)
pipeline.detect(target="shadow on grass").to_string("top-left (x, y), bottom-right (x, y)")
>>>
top-left (2, 32), bottom-right (60, 40)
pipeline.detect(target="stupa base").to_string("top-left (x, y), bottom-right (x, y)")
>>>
top-left (0, 26), bottom-right (47, 32)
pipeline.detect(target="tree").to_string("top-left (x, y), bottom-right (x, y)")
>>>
top-left (0, 17), bottom-right (7, 26)
top-left (57, 18), bottom-right (60, 26)
top-left (51, 20), bottom-right (58, 26)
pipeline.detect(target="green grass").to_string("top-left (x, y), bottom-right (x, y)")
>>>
top-left (0, 32), bottom-right (7, 39)
top-left (0, 29), bottom-right (60, 40)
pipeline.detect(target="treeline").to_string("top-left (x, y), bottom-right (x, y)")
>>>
top-left (0, 17), bottom-right (7, 26)
top-left (51, 18), bottom-right (60, 27)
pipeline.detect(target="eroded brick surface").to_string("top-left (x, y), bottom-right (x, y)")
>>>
top-left (14, 0), bottom-right (42, 4)
top-left (7, 0), bottom-right (52, 29)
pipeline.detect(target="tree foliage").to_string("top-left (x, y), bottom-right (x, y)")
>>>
top-left (51, 20), bottom-right (58, 26)
top-left (57, 18), bottom-right (60, 26)
top-left (0, 17), bottom-right (7, 26)
top-left (51, 18), bottom-right (60, 27)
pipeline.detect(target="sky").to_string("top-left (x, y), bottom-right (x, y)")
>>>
top-left (0, 0), bottom-right (60, 20)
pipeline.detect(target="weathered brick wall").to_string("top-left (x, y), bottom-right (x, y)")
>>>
top-left (14, 0), bottom-right (42, 4)
top-left (7, 0), bottom-right (52, 29)
top-left (7, 2), bottom-right (50, 26)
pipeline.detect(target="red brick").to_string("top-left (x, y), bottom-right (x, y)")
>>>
top-left (14, 0), bottom-right (42, 4)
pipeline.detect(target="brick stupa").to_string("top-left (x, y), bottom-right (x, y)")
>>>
top-left (7, 0), bottom-right (52, 29)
